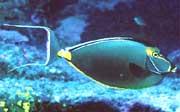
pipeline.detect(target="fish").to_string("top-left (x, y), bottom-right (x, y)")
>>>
top-left (133, 16), bottom-right (146, 26)
top-left (2, 24), bottom-right (177, 89)
top-left (56, 38), bottom-right (177, 89)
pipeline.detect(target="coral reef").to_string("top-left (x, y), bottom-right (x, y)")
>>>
top-left (55, 16), bottom-right (88, 45)
top-left (0, 30), bottom-right (29, 43)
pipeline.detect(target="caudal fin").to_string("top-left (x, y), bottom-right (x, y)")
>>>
top-left (1, 24), bottom-right (61, 72)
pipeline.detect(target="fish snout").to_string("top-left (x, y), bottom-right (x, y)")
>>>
top-left (170, 65), bottom-right (177, 73)
top-left (146, 56), bottom-right (174, 75)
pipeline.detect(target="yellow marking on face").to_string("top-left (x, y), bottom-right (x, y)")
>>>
top-left (146, 47), bottom-right (154, 56)
top-left (57, 49), bottom-right (72, 61)
top-left (146, 47), bottom-right (163, 58)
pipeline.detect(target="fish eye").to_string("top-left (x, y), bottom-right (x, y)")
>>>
top-left (152, 52), bottom-right (159, 57)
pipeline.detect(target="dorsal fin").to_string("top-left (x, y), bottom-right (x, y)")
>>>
top-left (66, 37), bottom-right (133, 51)
top-left (66, 36), bottom-right (156, 52)
top-left (130, 37), bottom-right (156, 47)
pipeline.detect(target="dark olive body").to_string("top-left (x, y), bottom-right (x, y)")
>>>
top-left (69, 39), bottom-right (163, 89)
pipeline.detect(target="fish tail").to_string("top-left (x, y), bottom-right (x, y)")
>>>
top-left (1, 24), bottom-right (61, 72)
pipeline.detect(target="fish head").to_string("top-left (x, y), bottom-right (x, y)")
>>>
top-left (145, 47), bottom-right (177, 75)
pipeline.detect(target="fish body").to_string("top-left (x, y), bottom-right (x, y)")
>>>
top-left (57, 38), bottom-right (176, 89)
top-left (133, 16), bottom-right (146, 26)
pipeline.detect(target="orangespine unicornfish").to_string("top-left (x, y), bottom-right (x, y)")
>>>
top-left (2, 24), bottom-right (177, 89)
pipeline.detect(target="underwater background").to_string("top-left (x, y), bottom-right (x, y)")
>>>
top-left (0, 0), bottom-right (180, 112)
